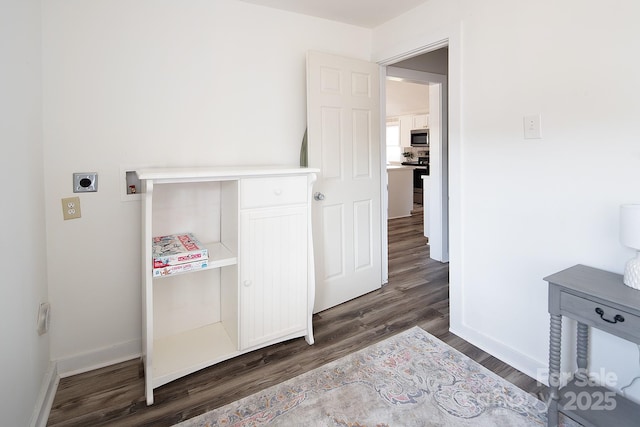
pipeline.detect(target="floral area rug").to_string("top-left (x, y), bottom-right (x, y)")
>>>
top-left (175, 326), bottom-right (574, 426)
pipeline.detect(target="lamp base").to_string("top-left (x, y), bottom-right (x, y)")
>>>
top-left (624, 254), bottom-right (640, 290)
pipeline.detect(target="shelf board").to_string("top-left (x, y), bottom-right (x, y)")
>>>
top-left (153, 242), bottom-right (237, 279)
top-left (153, 322), bottom-right (240, 388)
top-left (205, 242), bottom-right (237, 269)
top-left (558, 379), bottom-right (640, 427)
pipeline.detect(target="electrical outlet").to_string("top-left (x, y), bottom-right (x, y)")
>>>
top-left (61, 196), bottom-right (81, 220)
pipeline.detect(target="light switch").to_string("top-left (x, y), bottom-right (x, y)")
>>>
top-left (523, 114), bottom-right (542, 139)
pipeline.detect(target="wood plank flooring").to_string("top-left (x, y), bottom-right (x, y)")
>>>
top-left (47, 210), bottom-right (547, 426)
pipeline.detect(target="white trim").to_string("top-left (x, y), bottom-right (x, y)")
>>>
top-left (29, 362), bottom-right (59, 427)
top-left (385, 67), bottom-right (446, 85)
top-left (373, 27), bottom-right (450, 66)
top-left (56, 338), bottom-right (141, 378)
top-left (379, 65), bottom-right (389, 285)
top-left (450, 324), bottom-right (547, 385)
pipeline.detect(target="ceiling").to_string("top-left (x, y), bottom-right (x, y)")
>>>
top-left (236, 0), bottom-right (429, 28)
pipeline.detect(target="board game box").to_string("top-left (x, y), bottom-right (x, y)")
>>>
top-left (152, 233), bottom-right (208, 268)
top-left (152, 259), bottom-right (209, 277)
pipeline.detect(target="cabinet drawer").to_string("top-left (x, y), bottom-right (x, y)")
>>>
top-left (240, 176), bottom-right (307, 209)
top-left (560, 292), bottom-right (640, 342)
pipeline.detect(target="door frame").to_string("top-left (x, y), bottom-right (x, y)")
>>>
top-left (374, 24), bottom-right (463, 333)
top-left (385, 66), bottom-right (448, 264)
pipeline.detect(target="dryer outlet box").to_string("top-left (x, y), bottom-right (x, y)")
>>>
top-left (73, 172), bottom-right (98, 192)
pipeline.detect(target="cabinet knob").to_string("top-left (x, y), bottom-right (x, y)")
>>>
top-left (273, 188), bottom-right (282, 195)
top-left (243, 280), bottom-right (252, 287)
top-left (314, 192), bottom-right (325, 201)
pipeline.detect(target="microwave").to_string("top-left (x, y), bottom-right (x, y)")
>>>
top-left (410, 129), bottom-right (429, 146)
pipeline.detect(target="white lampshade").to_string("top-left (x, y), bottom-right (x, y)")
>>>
top-left (620, 204), bottom-right (640, 289)
top-left (621, 204), bottom-right (640, 249)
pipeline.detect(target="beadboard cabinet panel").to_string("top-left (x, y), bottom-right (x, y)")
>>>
top-left (137, 166), bottom-right (317, 405)
top-left (239, 206), bottom-right (308, 350)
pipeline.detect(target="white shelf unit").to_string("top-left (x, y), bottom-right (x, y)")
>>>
top-left (137, 166), bottom-right (318, 405)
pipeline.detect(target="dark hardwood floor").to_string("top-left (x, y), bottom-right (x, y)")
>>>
top-left (47, 209), bottom-right (546, 426)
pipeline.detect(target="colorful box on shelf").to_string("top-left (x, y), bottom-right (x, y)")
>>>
top-left (152, 259), bottom-right (209, 277)
top-left (152, 233), bottom-right (208, 268)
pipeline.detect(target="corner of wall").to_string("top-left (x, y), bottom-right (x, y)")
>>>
top-left (55, 338), bottom-right (141, 378)
top-left (29, 362), bottom-right (59, 427)
top-left (450, 323), bottom-right (548, 385)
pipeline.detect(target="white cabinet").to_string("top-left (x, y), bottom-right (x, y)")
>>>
top-left (413, 114), bottom-right (429, 129)
top-left (137, 166), bottom-right (317, 405)
top-left (399, 115), bottom-right (414, 148)
top-left (397, 114), bottom-right (429, 147)
top-left (238, 176), bottom-right (310, 350)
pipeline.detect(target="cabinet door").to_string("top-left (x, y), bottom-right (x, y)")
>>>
top-left (399, 115), bottom-right (413, 148)
top-left (239, 205), bottom-right (308, 350)
top-left (413, 114), bottom-right (429, 129)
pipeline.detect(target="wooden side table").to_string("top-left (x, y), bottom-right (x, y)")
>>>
top-left (544, 264), bottom-right (640, 427)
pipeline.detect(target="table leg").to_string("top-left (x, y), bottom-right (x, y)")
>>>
top-left (548, 313), bottom-right (562, 427)
top-left (576, 322), bottom-right (589, 382)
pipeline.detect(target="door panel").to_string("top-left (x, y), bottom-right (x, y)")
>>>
top-left (322, 203), bottom-right (344, 280)
top-left (354, 199), bottom-right (373, 270)
top-left (321, 107), bottom-right (342, 179)
top-left (353, 109), bottom-right (371, 178)
top-left (307, 51), bottom-right (382, 313)
top-left (239, 206), bottom-right (307, 349)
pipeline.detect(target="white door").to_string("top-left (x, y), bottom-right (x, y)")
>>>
top-left (306, 51), bottom-right (382, 313)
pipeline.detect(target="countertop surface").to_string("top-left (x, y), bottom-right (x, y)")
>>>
top-left (387, 165), bottom-right (413, 171)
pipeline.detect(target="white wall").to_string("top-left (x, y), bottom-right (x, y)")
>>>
top-left (0, 0), bottom-right (51, 424)
top-left (385, 80), bottom-right (429, 117)
top-left (42, 0), bottom-right (372, 372)
top-left (374, 0), bottom-right (640, 399)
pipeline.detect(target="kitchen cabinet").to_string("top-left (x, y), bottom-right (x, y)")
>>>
top-left (413, 114), bottom-right (429, 129)
top-left (397, 114), bottom-right (429, 148)
top-left (137, 166), bottom-right (318, 405)
top-left (399, 115), bottom-right (414, 148)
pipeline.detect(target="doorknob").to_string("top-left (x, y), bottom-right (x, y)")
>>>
top-left (313, 192), bottom-right (325, 201)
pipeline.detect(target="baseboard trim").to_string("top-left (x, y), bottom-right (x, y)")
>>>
top-left (56, 338), bottom-right (141, 378)
top-left (30, 362), bottom-right (59, 427)
top-left (450, 323), bottom-right (548, 386)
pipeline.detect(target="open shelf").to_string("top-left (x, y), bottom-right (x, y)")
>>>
top-left (153, 242), bottom-right (237, 279)
top-left (558, 379), bottom-right (640, 427)
top-left (153, 322), bottom-right (240, 388)
top-left (204, 242), bottom-right (237, 268)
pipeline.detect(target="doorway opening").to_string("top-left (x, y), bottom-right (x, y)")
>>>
top-left (384, 47), bottom-right (449, 271)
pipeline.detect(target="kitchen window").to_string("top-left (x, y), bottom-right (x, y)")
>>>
top-left (386, 123), bottom-right (400, 146)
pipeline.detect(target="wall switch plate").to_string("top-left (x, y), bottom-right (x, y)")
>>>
top-left (73, 172), bottom-right (98, 192)
top-left (37, 302), bottom-right (50, 335)
top-left (61, 196), bottom-right (81, 220)
top-left (523, 114), bottom-right (542, 139)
